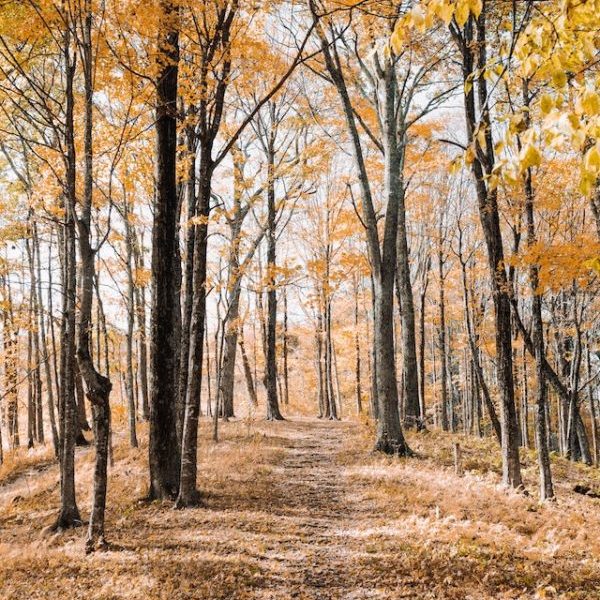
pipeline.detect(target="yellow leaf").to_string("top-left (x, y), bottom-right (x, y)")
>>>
top-left (521, 56), bottom-right (539, 77)
top-left (509, 113), bottom-right (527, 135)
top-left (464, 144), bottom-right (476, 165)
top-left (437, 1), bottom-right (454, 25)
top-left (519, 143), bottom-right (542, 170)
top-left (580, 88), bottom-right (600, 116)
top-left (468, 0), bottom-right (483, 18)
top-left (390, 27), bottom-right (405, 53)
top-left (584, 257), bottom-right (600, 275)
top-left (539, 94), bottom-right (553, 115)
top-left (488, 173), bottom-right (499, 191)
top-left (448, 156), bottom-right (463, 174)
top-left (551, 69), bottom-right (568, 88)
top-left (476, 126), bottom-right (487, 151)
top-left (411, 4), bottom-right (425, 28)
top-left (584, 144), bottom-right (600, 175)
top-left (579, 173), bottom-right (595, 197)
top-left (454, 1), bottom-right (470, 27)
top-left (464, 76), bottom-right (473, 95)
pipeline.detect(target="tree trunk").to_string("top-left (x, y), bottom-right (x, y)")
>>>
top-left (178, 125), bottom-right (197, 434)
top-left (53, 20), bottom-right (81, 531)
top-left (586, 338), bottom-right (598, 466)
top-left (521, 347), bottom-right (530, 448)
top-left (124, 200), bottom-right (139, 448)
top-left (454, 251), bottom-right (503, 444)
top-left (176, 162), bottom-right (211, 507)
top-left (454, 10), bottom-right (521, 486)
top-left (132, 231), bottom-right (149, 421)
top-left (438, 246), bottom-right (449, 432)
top-left (73, 7), bottom-right (113, 550)
top-left (368, 276), bottom-right (378, 421)
top-left (396, 191), bottom-right (420, 429)
top-left (34, 222), bottom-right (59, 455)
top-left (316, 312), bottom-right (326, 418)
top-left (219, 288), bottom-right (241, 419)
top-left (26, 283), bottom-right (35, 448)
top-left (324, 296), bottom-right (338, 420)
top-left (74, 362), bottom-right (91, 445)
top-left (310, 10), bottom-right (407, 451)
top-left (282, 287), bottom-right (290, 406)
top-left (354, 275), bottom-right (363, 414)
top-left (372, 64), bottom-right (410, 456)
top-left (239, 330), bottom-right (258, 407)
top-left (522, 95), bottom-right (554, 498)
top-left (264, 133), bottom-right (283, 421)
top-left (418, 261), bottom-right (429, 428)
top-left (148, 2), bottom-right (182, 501)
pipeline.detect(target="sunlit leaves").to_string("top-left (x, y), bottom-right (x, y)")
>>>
top-left (518, 144), bottom-right (542, 171)
top-left (585, 256), bottom-right (600, 275)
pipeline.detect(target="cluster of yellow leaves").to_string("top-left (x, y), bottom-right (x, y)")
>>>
top-left (511, 236), bottom-right (600, 293)
top-left (516, 1), bottom-right (600, 195)
top-left (585, 257), bottom-right (600, 276)
top-left (395, 0), bottom-right (600, 279)
top-left (391, 0), bottom-right (482, 53)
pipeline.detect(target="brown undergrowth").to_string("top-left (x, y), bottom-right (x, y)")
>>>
top-left (1, 416), bottom-right (599, 599)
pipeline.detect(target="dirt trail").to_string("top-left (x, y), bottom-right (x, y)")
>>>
top-left (2, 417), bottom-right (600, 599)
top-left (191, 418), bottom-right (427, 598)
top-left (0, 419), bottom-right (415, 599)
top-left (252, 419), bottom-right (379, 597)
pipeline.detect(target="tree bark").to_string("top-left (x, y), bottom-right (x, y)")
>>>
top-left (132, 231), bottom-right (149, 420)
top-left (73, 6), bottom-right (113, 550)
top-left (34, 222), bottom-right (58, 454)
top-left (123, 199), bottom-right (139, 448)
top-left (309, 9), bottom-right (409, 453)
top-left (148, 2), bottom-right (182, 501)
top-left (239, 329), bottom-right (258, 407)
top-left (53, 19), bottom-right (81, 531)
top-left (417, 258), bottom-right (429, 428)
top-left (176, 162), bottom-right (211, 507)
top-left (354, 275), bottom-right (363, 414)
top-left (316, 312), bottom-right (326, 418)
top-left (264, 126), bottom-right (283, 421)
top-left (522, 79), bottom-right (553, 498)
top-left (396, 192), bottom-right (420, 429)
top-left (282, 287), bottom-right (290, 406)
top-left (452, 9), bottom-right (521, 486)
top-left (372, 62), bottom-right (410, 455)
top-left (437, 244), bottom-right (449, 431)
top-left (178, 124), bottom-right (197, 432)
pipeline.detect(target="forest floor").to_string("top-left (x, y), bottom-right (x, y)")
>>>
top-left (1, 416), bottom-right (600, 599)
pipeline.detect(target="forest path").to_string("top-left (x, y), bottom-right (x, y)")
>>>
top-left (0, 417), bottom-right (422, 599)
top-left (247, 418), bottom-right (383, 598)
top-left (186, 417), bottom-right (442, 599)
top-left (2, 416), bottom-right (600, 599)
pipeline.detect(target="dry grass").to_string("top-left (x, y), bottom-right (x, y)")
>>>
top-left (1, 416), bottom-right (600, 599)
top-left (0, 443), bottom-right (56, 486)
